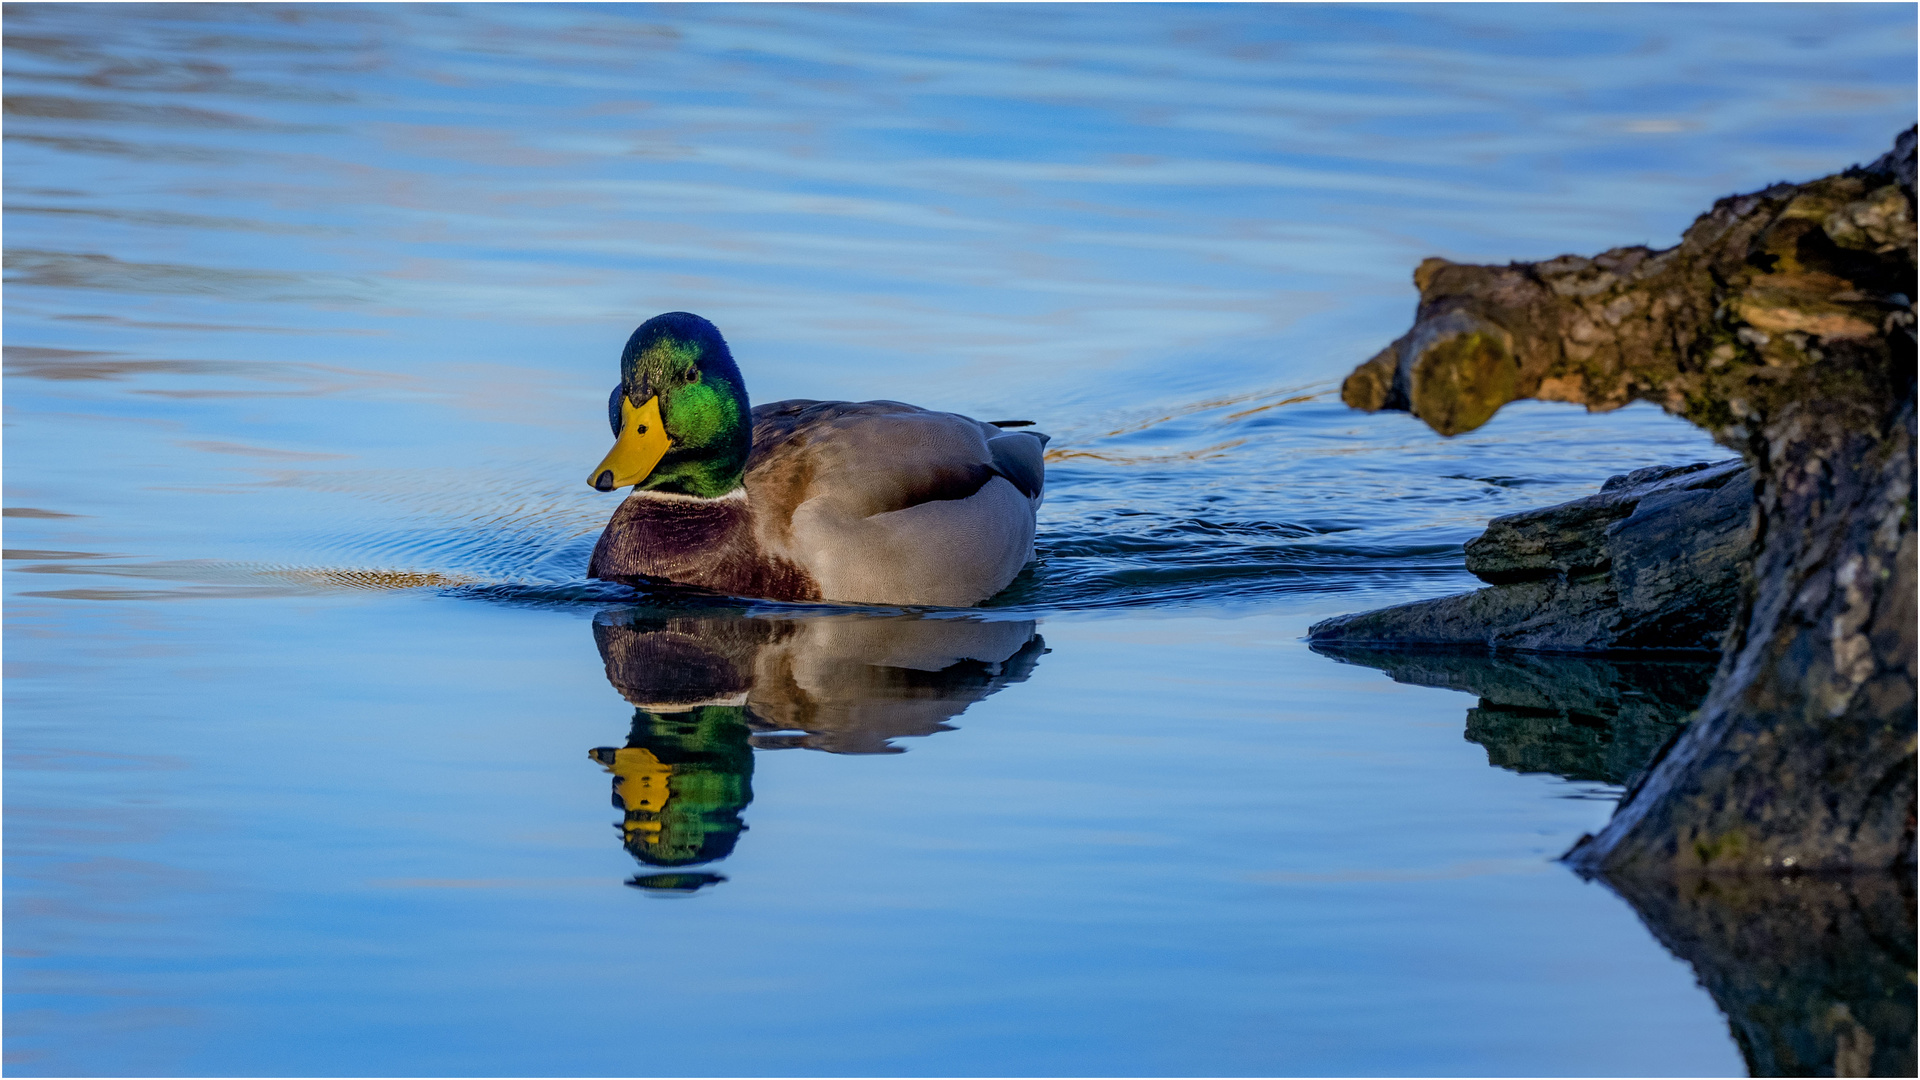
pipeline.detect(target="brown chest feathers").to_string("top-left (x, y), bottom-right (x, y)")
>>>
top-left (587, 493), bottom-right (819, 601)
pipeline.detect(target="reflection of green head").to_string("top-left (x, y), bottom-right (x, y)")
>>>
top-left (588, 705), bottom-right (753, 868)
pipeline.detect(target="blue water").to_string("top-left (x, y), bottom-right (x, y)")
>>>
top-left (5, 3), bottom-right (1915, 1075)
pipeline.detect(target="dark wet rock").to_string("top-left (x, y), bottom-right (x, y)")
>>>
top-left (1334, 128), bottom-right (1917, 875)
top-left (1310, 645), bottom-right (1717, 786)
top-left (1597, 871), bottom-right (1916, 1078)
top-left (1308, 458), bottom-right (1753, 653)
top-left (1467, 458), bottom-right (1744, 583)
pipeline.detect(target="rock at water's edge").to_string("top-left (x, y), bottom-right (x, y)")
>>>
top-left (1308, 459), bottom-right (1752, 653)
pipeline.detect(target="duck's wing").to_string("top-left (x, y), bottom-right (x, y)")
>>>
top-left (745, 400), bottom-right (1048, 606)
top-left (748, 399), bottom-right (1046, 515)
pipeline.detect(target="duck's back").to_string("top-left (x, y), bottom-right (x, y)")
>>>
top-left (746, 400), bottom-right (1047, 606)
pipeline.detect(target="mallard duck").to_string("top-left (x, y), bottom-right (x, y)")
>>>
top-left (585, 313), bottom-right (1047, 606)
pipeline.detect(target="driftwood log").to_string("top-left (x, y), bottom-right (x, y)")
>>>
top-left (1342, 129), bottom-right (1917, 875)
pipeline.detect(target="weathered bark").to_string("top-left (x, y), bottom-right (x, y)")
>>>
top-left (1343, 129), bottom-right (1918, 874)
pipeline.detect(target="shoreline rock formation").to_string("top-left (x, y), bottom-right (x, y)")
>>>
top-left (1332, 129), bottom-right (1917, 876)
top-left (1309, 458), bottom-right (1752, 653)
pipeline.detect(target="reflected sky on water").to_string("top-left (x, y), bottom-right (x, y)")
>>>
top-left (5, 4), bottom-right (1914, 1075)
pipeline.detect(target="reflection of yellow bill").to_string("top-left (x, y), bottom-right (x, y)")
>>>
top-left (608, 747), bottom-right (672, 814)
top-left (588, 395), bottom-right (670, 491)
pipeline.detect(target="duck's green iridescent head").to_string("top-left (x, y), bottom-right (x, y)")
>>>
top-left (587, 312), bottom-right (751, 498)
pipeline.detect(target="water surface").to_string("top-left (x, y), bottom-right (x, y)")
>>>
top-left (6, 4), bottom-right (1916, 1075)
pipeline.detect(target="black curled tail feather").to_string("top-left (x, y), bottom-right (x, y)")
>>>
top-left (987, 431), bottom-right (1047, 498)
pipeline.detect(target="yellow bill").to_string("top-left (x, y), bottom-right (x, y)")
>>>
top-left (588, 394), bottom-right (670, 491)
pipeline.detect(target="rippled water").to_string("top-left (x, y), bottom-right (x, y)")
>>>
top-left (6, 4), bottom-right (1914, 1076)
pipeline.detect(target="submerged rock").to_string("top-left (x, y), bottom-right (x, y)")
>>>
top-left (1333, 128), bottom-right (1917, 875)
top-left (1308, 459), bottom-right (1752, 653)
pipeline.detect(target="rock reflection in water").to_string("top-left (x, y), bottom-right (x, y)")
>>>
top-left (1308, 645), bottom-right (1716, 786)
top-left (1597, 871), bottom-right (1916, 1078)
top-left (588, 607), bottom-right (1044, 888)
top-left (1313, 644), bottom-right (1916, 1076)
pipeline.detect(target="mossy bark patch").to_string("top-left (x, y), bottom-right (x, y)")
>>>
top-left (1410, 329), bottom-right (1520, 436)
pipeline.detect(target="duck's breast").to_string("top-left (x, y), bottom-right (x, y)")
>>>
top-left (590, 490), bottom-right (819, 600)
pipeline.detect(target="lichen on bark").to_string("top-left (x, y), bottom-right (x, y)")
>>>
top-left (1343, 129), bottom-right (1918, 875)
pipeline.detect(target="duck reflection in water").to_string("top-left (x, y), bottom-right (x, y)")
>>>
top-left (588, 606), bottom-right (1045, 891)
